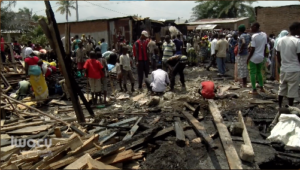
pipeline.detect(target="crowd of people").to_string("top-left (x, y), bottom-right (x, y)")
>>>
top-left (1, 21), bottom-right (300, 109)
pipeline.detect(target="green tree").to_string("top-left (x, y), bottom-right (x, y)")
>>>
top-left (18, 7), bottom-right (33, 21)
top-left (191, 1), bottom-right (255, 23)
top-left (1, 1), bottom-right (17, 30)
top-left (56, 1), bottom-right (76, 22)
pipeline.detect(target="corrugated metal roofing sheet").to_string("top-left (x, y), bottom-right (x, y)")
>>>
top-left (196, 24), bottom-right (217, 30)
top-left (187, 17), bottom-right (249, 25)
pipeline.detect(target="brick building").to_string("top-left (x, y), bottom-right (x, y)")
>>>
top-left (255, 5), bottom-right (300, 36)
top-left (57, 16), bottom-right (163, 50)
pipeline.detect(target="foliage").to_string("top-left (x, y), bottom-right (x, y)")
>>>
top-left (191, 1), bottom-right (256, 23)
top-left (56, 1), bottom-right (76, 22)
top-left (18, 7), bottom-right (33, 21)
top-left (19, 25), bottom-right (49, 47)
top-left (1, 1), bottom-right (17, 30)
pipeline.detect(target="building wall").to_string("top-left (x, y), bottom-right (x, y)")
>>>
top-left (57, 20), bottom-right (109, 45)
top-left (256, 5), bottom-right (300, 35)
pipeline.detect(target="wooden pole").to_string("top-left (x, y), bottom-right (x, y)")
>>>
top-left (2, 94), bottom-right (70, 126)
top-left (42, 1), bottom-right (96, 122)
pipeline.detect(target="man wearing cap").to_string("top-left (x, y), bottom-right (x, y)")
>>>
top-left (133, 30), bottom-right (150, 91)
top-left (165, 54), bottom-right (188, 91)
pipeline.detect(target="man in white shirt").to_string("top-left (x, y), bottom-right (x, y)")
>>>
top-left (247, 22), bottom-right (267, 94)
top-left (206, 34), bottom-right (219, 71)
top-left (276, 22), bottom-right (300, 108)
top-left (145, 64), bottom-right (170, 94)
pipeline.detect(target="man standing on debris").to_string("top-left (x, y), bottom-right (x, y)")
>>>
top-left (237, 24), bottom-right (251, 87)
top-left (76, 43), bottom-right (87, 75)
top-left (120, 46), bottom-right (135, 92)
top-left (247, 22), bottom-right (267, 94)
top-left (173, 34), bottom-right (183, 55)
top-left (96, 51), bottom-right (108, 104)
top-left (206, 33), bottom-right (219, 71)
top-left (165, 54), bottom-right (188, 91)
top-left (215, 34), bottom-right (229, 76)
top-left (147, 36), bottom-right (156, 71)
top-left (86, 40), bottom-right (94, 57)
top-left (72, 35), bottom-right (81, 57)
top-left (133, 31), bottom-right (150, 91)
top-left (145, 64), bottom-right (170, 94)
top-left (276, 22), bottom-right (300, 108)
top-left (162, 35), bottom-right (176, 71)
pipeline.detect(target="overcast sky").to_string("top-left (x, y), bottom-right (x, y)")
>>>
top-left (9, 1), bottom-right (300, 23)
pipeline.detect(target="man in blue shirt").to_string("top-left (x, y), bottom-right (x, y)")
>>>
top-left (100, 38), bottom-right (108, 54)
top-left (173, 35), bottom-right (183, 54)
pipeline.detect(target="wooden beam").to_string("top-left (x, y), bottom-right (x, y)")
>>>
top-left (238, 111), bottom-right (255, 163)
top-left (184, 102), bottom-right (195, 112)
top-left (181, 111), bottom-right (216, 149)
top-left (91, 126), bottom-right (161, 159)
top-left (174, 117), bottom-right (185, 146)
top-left (64, 153), bottom-right (91, 169)
top-left (54, 127), bottom-right (62, 138)
top-left (87, 158), bottom-right (120, 169)
top-left (123, 117), bottom-right (143, 141)
top-left (99, 150), bottom-right (135, 165)
top-left (208, 100), bottom-right (242, 169)
top-left (2, 94), bottom-right (70, 126)
top-left (48, 22), bottom-right (86, 122)
top-left (1, 121), bottom-right (44, 132)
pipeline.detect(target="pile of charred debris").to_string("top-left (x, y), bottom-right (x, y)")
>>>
top-left (2, 65), bottom-right (300, 169)
top-left (2, 1), bottom-right (300, 170)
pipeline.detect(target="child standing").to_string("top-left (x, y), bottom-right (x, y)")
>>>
top-left (120, 46), bottom-right (135, 92)
top-left (84, 51), bottom-right (104, 104)
top-left (96, 51), bottom-right (108, 104)
top-left (76, 43), bottom-right (87, 76)
top-left (115, 58), bottom-right (123, 92)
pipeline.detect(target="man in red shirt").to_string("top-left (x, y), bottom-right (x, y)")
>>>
top-left (199, 81), bottom-right (217, 99)
top-left (1, 36), bottom-right (6, 63)
top-left (133, 31), bottom-right (150, 91)
top-left (84, 51), bottom-right (104, 105)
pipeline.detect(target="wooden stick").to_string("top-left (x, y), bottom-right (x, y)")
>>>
top-left (238, 111), bottom-right (255, 163)
top-left (174, 117), bottom-right (185, 146)
top-left (182, 111), bottom-right (216, 149)
top-left (2, 94), bottom-right (70, 126)
top-left (208, 100), bottom-right (242, 169)
top-left (47, 20), bottom-right (87, 122)
top-left (183, 102), bottom-right (195, 112)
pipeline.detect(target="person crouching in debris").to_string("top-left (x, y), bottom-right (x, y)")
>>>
top-left (165, 54), bottom-right (188, 91)
top-left (16, 77), bottom-right (31, 100)
top-left (198, 81), bottom-right (238, 100)
top-left (198, 81), bottom-right (218, 99)
top-left (145, 64), bottom-right (170, 95)
top-left (120, 46), bottom-right (135, 92)
top-left (83, 51), bottom-right (104, 105)
top-left (59, 79), bottom-right (70, 100)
